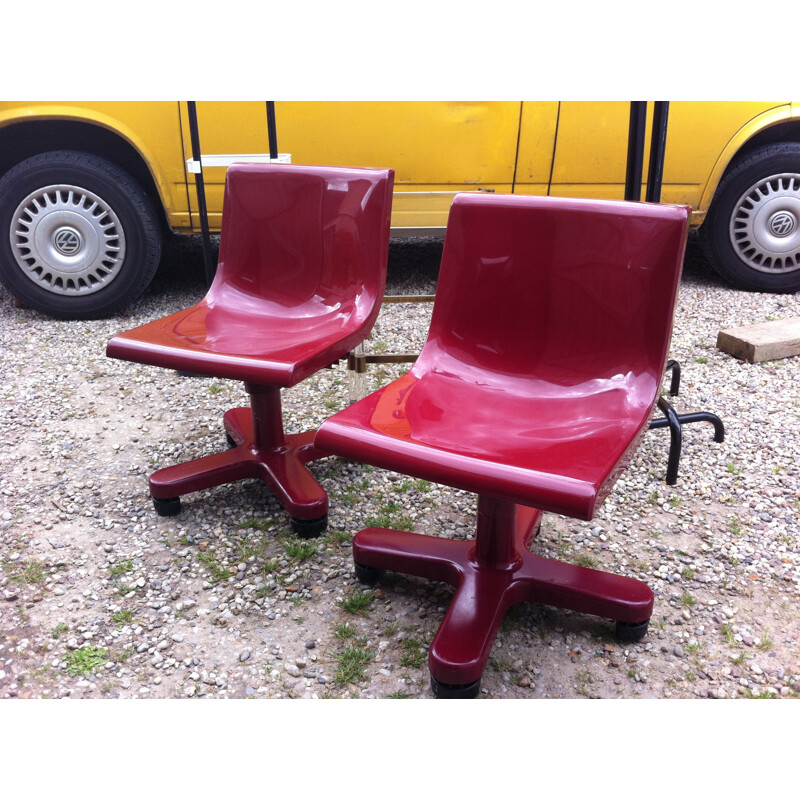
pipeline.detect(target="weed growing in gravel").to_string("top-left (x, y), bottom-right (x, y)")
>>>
top-left (575, 671), bottom-right (593, 696)
top-left (679, 592), bottom-right (697, 607)
top-left (237, 517), bottom-right (273, 533)
top-left (326, 529), bottom-right (352, 546)
top-left (720, 623), bottom-right (736, 645)
top-left (334, 642), bottom-right (373, 685)
top-left (109, 560), bottom-right (134, 578)
top-left (65, 645), bottom-right (108, 676)
top-left (334, 622), bottom-right (358, 639)
top-left (197, 551), bottom-right (231, 583)
top-left (8, 559), bottom-right (47, 585)
top-left (575, 554), bottom-right (600, 569)
top-left (726, 462), bottom-right (744, 475)
top-left (112, 610), bottom-right (135, 626)
top-left (757, 628), bottom-right (774, 651)
top-left (398, 638), bottom-right (427, 669)
top-left (387, 690), bottom-right (410, 698)
top-left (282, 539), bottom-right (317, 562)
top-left (52, 623), bottom-right (69, 639)
top-left (338, 588), bottom-right (374, 614)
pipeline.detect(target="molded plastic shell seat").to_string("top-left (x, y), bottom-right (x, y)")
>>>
top-left (317, 193), bottom-right (690, 692)
top-left (107, 163), bottom-right (394, 530)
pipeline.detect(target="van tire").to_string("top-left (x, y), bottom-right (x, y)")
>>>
top-left (0, 150), bottom-right (162, 319)
top-left (702, 142), bottom-right (800, 293)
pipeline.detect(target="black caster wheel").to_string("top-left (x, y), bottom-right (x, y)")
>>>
top-left (615, 618), bottom-right (650, 642)
top-left (354, 561), bottom-right (381, 586)
top-left (152, 496), bottom-right (181, 516)
top-left (430, 675), bottom-right (482, 699)
top-left (290, 514), bottom-right (328, 538)
top-left (225, 433), bottom-right (237, 449)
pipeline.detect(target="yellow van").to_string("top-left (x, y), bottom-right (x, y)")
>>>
top-left (0, 100), bottom-right (798, 318)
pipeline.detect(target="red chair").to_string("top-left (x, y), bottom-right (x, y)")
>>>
top-left (107, 163), bottom-right (394, 536)
top-left (317, 193), bottom-right (690, 696)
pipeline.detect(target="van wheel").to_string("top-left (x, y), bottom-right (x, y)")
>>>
top-left (0, 150), bottom-right (162, 319)
top-left (702, 142), bottom-right (800, 293)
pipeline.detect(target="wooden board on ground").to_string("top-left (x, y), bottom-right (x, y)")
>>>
top-left (716, 317), bottom-right (800, 363)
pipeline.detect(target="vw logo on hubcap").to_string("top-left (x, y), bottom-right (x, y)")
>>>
top-left (769, 211), bottom-right (797, 238)
top-left (54, 227), bottom-right (82, 255)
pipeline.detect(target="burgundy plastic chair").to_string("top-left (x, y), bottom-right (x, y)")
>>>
top-left (107, 163), bottom-right (394, 536)
top-left (317, 193), bottom-right (690, 696)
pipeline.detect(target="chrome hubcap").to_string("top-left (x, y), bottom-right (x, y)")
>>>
top-left (10, 184), bottom-right (126, 295)
top-left (729, 173), bottom-right (800, 275)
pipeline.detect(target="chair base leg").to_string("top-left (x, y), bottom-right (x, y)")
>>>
top-left (353, 499), bottom-right (652, 693)
top-left (149, 397), bottom-right (329, 533)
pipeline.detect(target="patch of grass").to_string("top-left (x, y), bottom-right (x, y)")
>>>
top-left (386, 690), bottom-right (410, 699)
top-left (65, 645), bottom-right (108, 676)
top-left (111, 609), bottom-right (135, 627)
top-left (11, 559), bottom-right (47, 585)
top-left (283, 539), bottom-right (317, 563)
top-left (414, 479), bottom-right (431, 493)
top-left (678, 592), bottom-right (697, 607)
top-left (208, 384), bottom-right (223, 395)
top-left (237, 517), bottom-right (273, 533)
top-left (575, 553), bottom-right (600, 569)
top-left (52, 623), bottom-right (69, 639)
top-left (695, 356), bottom-right (709, 364)
top-left (720, 622), bottom-right (736, 645)
top-left (334, 643), bottom-right (373, 685)
top-left (109, 560), bottom-right (134, 578)
top-left (398, 638), bottom-right (427, 669)
top-left (338, 588), bottom-right (374, 615)
top-left (334, 622), bottom-right (359, 640)
top-left (197, 551), bottom-right (231, 584)
top-left (575, 670), bottom-right (593, 696)
top-left (681, 566), bottom-right (697, 579)
top-left (326, 529), bottom-right (352, 546)
top-left (757, 628), bottom-right (773, 651)
top-left (726, 462), bottom-right (744, 475)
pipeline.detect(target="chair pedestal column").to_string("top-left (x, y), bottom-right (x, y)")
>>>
top-left (149, 383), bottom-right (329, 533)
top-left (352, 495), bottom-right (653, 693)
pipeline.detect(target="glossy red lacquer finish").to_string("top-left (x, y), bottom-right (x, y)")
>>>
top-left (106, 164), bottom-right (393, 524)
top-left (107, 164), bottom-right (394, 385)
top-left (317, 193), bottom-right (689, 690)
top-left (317, 194), bottom-right (690, 520)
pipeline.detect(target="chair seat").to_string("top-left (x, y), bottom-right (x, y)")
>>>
top-left (316, 364), bottom-right (658, 520)
top-left (107, 295), bottom-right (365, 387)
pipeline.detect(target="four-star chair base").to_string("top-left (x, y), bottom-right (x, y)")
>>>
top-left (352, 496), bottom-right (653, 698)
top-left (149, 383), bottom-right (330, 538)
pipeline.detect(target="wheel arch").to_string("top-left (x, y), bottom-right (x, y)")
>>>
top-left (0, 116), bottom-right (171, 233)
top-left (699, 106), bottom-right (800, 218)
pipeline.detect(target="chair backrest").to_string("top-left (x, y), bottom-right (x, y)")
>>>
top-left (207, 163), bottom-right (394, 329)
top-left (419, 193), bottom-right (689, 393)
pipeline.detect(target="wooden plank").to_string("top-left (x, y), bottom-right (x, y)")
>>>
top-left (716, 317), bottom-right (800, 362)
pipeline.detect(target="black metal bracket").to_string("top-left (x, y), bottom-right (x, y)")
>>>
top-left (648, 361), bottom-right (725, 485)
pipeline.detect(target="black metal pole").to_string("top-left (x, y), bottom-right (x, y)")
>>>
top-left (645, 101), bottom-right (670, 203)
top-left (266, 101), bottom-right (278, 160)
top-left (625, 101), bottom-right (648, 202)
top-left (186, 101), bottom-right (216, 286)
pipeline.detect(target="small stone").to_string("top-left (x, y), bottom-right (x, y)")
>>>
top-left (239, 649), bottom-right (251, 663)
top-left (285, 664), bottom-right (301, 677)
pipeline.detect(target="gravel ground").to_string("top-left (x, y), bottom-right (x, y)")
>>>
top-left (1, 233), bottom-right (798, 701)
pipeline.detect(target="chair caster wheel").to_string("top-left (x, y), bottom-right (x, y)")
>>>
top-left (615, 618), bottom-right (650, 642)
top-left (430, 675), bottom-right (481, 699)
top-left (290, 514), bottom-right (327, 538)
top-left (354, 562), bottom-right (381, 586)
top-left (153, 496), bottom-right (181, 516)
